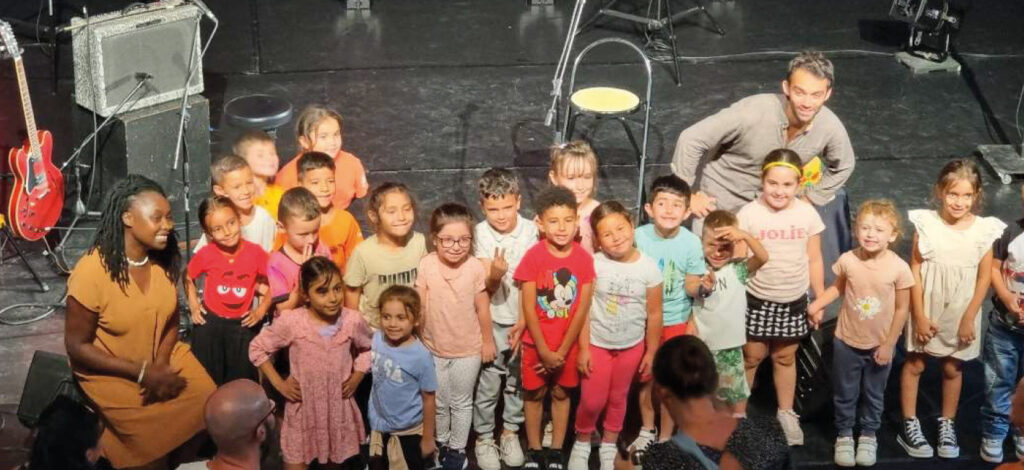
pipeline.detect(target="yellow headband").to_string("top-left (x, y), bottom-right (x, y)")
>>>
top-left (763, 161), bottom-right (802, 175)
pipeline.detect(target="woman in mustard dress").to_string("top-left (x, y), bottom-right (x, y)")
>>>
top-left (65, 175), bottom-right (215, 469)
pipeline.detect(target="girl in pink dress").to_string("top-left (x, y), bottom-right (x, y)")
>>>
top-left (250, 256), bottom-right (373, 469)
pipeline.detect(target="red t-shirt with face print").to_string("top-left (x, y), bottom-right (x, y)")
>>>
top-left (187, 240), bottom-right (269, 319)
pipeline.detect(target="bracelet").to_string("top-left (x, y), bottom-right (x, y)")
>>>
top-left (137, 361), bottom-right (148, 384)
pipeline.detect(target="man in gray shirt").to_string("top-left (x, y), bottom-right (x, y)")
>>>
top-left (672, 51), bottom-right (854, 283)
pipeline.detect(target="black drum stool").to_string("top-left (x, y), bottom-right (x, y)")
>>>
top-left (223, 94), bottom-right (293, 138)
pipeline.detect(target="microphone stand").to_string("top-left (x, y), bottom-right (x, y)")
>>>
top-left (545, 0), bottom-right (587, 144)
top-left (171, 4), bottom-right (217, 263)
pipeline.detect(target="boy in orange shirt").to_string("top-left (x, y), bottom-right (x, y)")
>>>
top-left (234, 130), bottom-right (285, 220)
top-left (276, 151), bottom-right (363, 271)
top-left (275, 106), bottom-right (369, 210)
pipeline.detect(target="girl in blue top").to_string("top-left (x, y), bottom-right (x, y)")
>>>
top-left (369, 285), bottom-right (438, 470)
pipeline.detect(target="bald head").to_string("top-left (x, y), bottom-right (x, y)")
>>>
top-left (204, 379), bottom-right (273, 452)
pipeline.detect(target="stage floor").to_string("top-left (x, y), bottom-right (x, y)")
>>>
top-left (2, 0), bottom-right (1024, 467)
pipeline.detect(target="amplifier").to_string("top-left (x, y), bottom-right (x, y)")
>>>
top-left (71, 1), bottom-right (205, 117)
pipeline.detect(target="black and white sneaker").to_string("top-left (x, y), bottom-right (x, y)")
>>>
top-left (546, 449), bottom-right (565, 470)
top-left (897, 417), bottom-right (934, 458)
top-left (937, 417), bottom-right (960, 459)
top-left (524, 449), bottom-right (545, 470)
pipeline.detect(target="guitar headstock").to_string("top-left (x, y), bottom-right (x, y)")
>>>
top-left (0, 20), bottom-right (21, 60)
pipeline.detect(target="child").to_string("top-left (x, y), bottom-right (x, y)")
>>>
top-left (549, 140), bottom-right (600, 253)
top-left (569, 201), bottom-right (663, 470)
top-left (514, 186), bottom-right (595, 470)
top-left (292, 151), bottom-right (363, 271)
top-left (632, 174), bottom-right (706, 448)
top-left (234, 130), bottom-right (285, 220)
top-left (982, 185), bottom-right (1024, 464)
top-left (249, 256), bottom-right (373, 469)
top-left (416, 203), bottom-right (496, 470)
top-left (184, 196), bottom-right (272, 385)
top-left (369, 285), bottom-right (437, 470)
top-left (472, 168), bottom-right (537, 470)
top-left (196, 155), bottom-right (277, 253)
top-left (692, 209), bottom-right (769, 416)
top-left (807, 200), bottom-right (914, 467)
top-left (344, 182), bottom-right (427, 329)
top-left (275, 105), bottom-right (369, 210)
top-left (267, 188), bottom-right (332, 312)
top-left (738, 149), bottom-right (826, 447)
top-left (899, 159), bottom-right (1005, 459)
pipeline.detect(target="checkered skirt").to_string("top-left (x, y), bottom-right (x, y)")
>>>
top-left (745, 293), bottom-right (810, 339)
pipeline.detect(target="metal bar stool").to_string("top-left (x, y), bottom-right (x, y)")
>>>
top-left (562, 37), bottom-right (653, 217)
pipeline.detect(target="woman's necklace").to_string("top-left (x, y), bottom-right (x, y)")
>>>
top-left (126, 254), bottom-right (149, 267)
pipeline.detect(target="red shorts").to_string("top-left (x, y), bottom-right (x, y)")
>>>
top-left (661, 321), bottom-right (696, 343)
top-left (521, 343), bottom-right (579, 391)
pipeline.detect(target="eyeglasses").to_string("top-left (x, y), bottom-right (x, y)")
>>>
top-left (438, 236), bottom-right (472, 248)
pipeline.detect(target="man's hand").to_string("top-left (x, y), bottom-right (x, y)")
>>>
top-left (688, 191), bottom-right (717, 219)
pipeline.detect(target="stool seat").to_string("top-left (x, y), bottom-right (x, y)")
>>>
top-left (224, 94), bottom-right (294, 131)
top-left (570, 87), bottom-right (640, 115)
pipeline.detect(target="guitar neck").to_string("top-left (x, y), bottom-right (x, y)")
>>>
top-left (13, 57), bottom-right (40, 153)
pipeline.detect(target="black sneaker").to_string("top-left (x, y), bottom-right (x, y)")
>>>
top-left (937, 417), bottom-right (960, 459)
top-left (524, 449), bottom-right (546, 470)
top-left (442, 448), bottom-right (469, 470)
top-left (546, 449), bottom-right (565, 470)
top-left (897, 417), bottom-right (935, 458)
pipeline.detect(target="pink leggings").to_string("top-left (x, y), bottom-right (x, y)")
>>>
top-left (575, 343), bottom-right (644, 434)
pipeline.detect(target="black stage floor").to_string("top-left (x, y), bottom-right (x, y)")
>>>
top-left (1, 0), bottom-right (1024, 468)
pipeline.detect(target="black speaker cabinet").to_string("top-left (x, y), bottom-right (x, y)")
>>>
top-left (17, 350), bottom-right (84, 428)
top-left (72, 95), bottom-right (211, 221)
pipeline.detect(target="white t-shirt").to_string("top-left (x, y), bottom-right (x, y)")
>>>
top-left (738, 198), bottom-right (825, 302)
top-left (693, 261), bottom-right (749, 351)
top-left (473, 215), bottom-right (539, 325)
top-left (590, 252), bottom-right (663, 349)
top-left (194, 205), bottom-right (277, 253)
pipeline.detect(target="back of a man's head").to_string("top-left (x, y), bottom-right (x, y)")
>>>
top-left (204, 379), bottom-right (273, 458)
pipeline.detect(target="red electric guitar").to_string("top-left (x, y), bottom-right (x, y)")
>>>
top-left (1, 20), bottom-right (63, 241)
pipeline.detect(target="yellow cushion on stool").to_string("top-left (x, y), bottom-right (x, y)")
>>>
top-left (570, 87), bottom-right (641, 115)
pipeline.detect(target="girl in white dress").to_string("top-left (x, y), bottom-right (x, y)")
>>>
top-left (897, 159), bottom-right (1005, 460)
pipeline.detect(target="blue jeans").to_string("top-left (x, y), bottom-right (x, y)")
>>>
top-left (981, 314), bottom-right (1024, 439)
top-left (833, 338), bottom-right (891, 436)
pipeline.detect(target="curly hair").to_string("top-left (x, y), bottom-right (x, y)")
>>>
top-left (92, 175), bottom-right (181, 291)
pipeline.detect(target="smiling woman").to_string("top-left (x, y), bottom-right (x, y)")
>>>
top-left (64, 175), bottom-right (215, 469)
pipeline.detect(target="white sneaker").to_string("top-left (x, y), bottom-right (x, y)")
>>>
top-left (543, 421), bottom-right (554, 448)
top-left (598, 443), bottom-right (617, 470)
top-left (628, 428), bottom-right (656, 452)
top-left (567, 441), bottom-right (591, 470)
top-left (833, 436), bottom-right (855, 467)
top-left (475, 438), bottom-right (502, 470)
top-left (855, 435), bottom-right (878, 467)
top-left (500, 431), bottom-right (526, 467)
top-left (776, 409), bottom-right (804, 446)
top-left (936, 417), bottom-right (960, 459)
top-left (981, 437), bottom-right (1004, 463)
top-left (1015, 435), bottom-right (1024, 460)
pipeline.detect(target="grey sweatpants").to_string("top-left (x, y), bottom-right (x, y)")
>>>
top-left (473, 322), bottom-right (525, 435)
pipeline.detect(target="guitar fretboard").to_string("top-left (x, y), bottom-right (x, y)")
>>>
top-left (13, 56), bottom-right (40, 161)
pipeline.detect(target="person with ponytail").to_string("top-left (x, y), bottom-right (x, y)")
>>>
top-left (64, 175), bottom-right (215, 470)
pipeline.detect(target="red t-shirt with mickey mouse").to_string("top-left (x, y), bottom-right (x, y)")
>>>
top-left (513, 241), bottom-right (595, 348)
top-left (187, 240), bottom-right (269, 319)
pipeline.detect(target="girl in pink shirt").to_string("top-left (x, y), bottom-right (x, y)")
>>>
top-left (250, 256), bottom-right (373, 469)
top-left (415, 203), bottom-right (496, 469)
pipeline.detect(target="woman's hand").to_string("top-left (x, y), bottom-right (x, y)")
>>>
top-left (275, 375), bottom-right (303, 402)
top-left (141, 362), bottom-right (186, 403)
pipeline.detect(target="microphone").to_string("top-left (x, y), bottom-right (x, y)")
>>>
top-left (191, 0), bottom-right (217, 22)
top-left (135, 72), bottom-right (153, 81)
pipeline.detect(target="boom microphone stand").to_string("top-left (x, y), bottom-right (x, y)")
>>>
top-left (171, 0), bottom-right (217, 263)
top-left (545, 0), bottom-right (587, 144)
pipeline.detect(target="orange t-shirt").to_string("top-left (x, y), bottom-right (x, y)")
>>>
top-left (274, 150), bottom-right (369, 210)
top-left (273, 208), bottom-right (364, 271)
top-left (255, 183), bottom-right (285, 220)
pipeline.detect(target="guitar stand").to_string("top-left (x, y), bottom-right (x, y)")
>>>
top-left (579, 0), bottom-right (726, 86)
top-left (0, 217), bottom-right (49, 293)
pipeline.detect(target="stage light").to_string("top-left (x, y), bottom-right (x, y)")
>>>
top-left (889, 0), bottom-right (964, 62)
